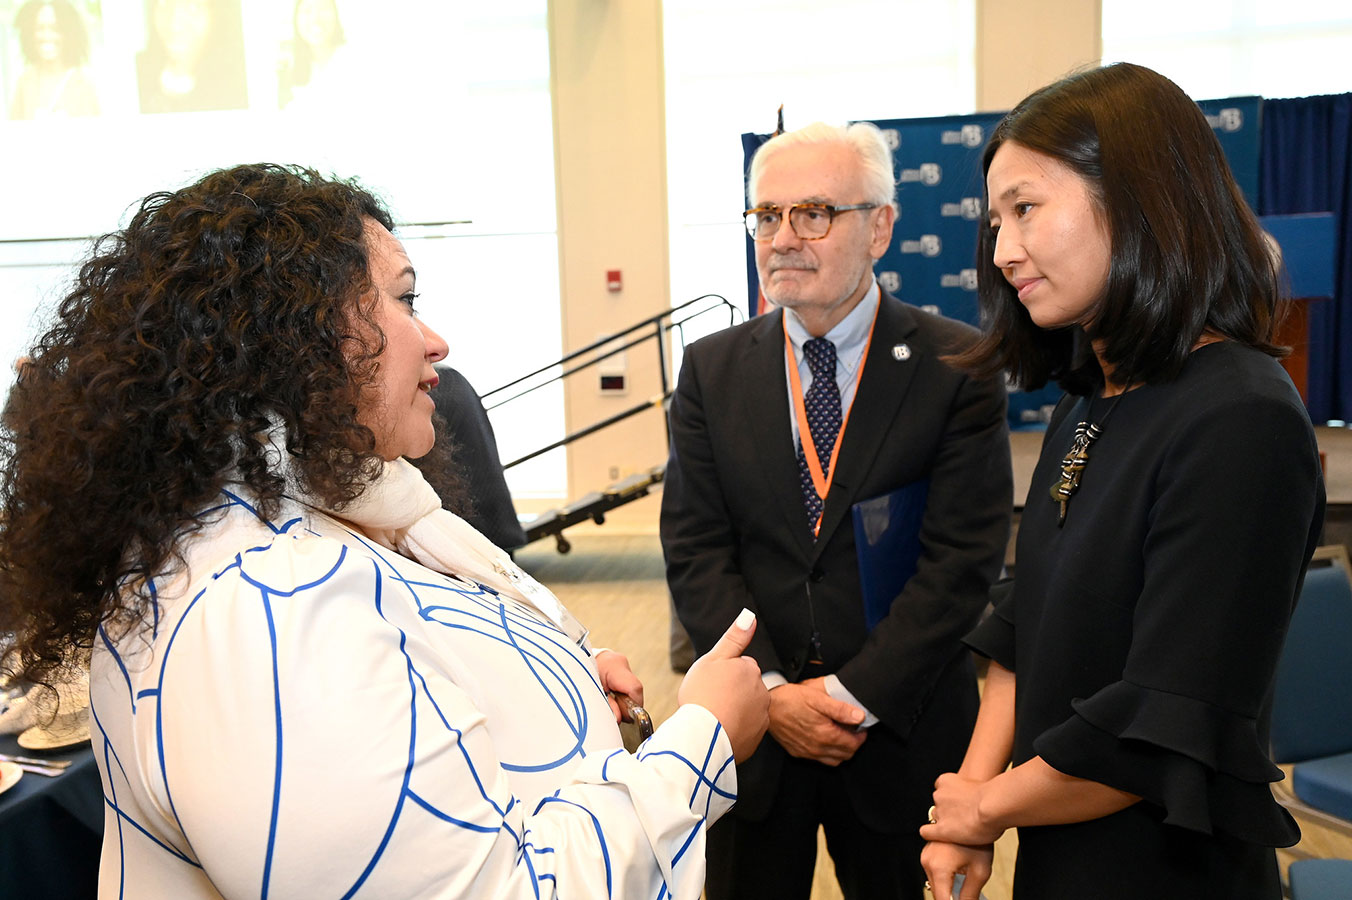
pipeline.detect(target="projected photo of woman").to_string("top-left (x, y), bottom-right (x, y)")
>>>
top-left (277, 0), bottom-right (354, 110)
top-left (135, 0), bottom-right (247, 114)
top-left (7, 0), bottom-right (99, 120)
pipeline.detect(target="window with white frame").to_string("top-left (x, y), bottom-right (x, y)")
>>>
top-left (0, 0), bottom-right (565, 499)
top-left (662, 0), bottom-right (977, 357)
top-left (1102, 0), bottom-right (1352, 101)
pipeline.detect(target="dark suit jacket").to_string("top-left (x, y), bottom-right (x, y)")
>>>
top-left (428, 365), bottom-right (528, 550)
top-left (660, 292), bottom-right (1012, 832)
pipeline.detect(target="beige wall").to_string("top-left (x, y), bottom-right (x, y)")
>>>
top-left (545, 0), bottom-right (1105, 531)
top-left (975, 0), bottom-right (1102, 112)
top-left (547, 0), bottom-right (671, 528)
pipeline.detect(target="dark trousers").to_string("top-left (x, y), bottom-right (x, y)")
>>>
top-left (705, 754), bottom-right (927, 900)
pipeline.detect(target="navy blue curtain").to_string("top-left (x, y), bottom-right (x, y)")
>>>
top-left (1259, 93), bottom-right (1352, 424)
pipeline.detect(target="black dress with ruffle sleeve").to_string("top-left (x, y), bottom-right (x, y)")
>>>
top-left (967, 342), bottom-right (1325, 899)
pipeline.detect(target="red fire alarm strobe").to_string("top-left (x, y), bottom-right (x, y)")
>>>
top-left (606, 269), bottom-right (622, 292)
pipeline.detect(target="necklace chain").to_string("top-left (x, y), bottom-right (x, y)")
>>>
top-left (1049, 390), bottom-right (1127, 526)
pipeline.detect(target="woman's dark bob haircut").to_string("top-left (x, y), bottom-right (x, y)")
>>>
top-left (952, 62), bottom-right (1284, 393)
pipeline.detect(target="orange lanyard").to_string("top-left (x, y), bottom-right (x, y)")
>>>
top-left (784, 303), bottom-right (880, 535)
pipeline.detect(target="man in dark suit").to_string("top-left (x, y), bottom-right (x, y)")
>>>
top-left (413, 364), bottom-right (528, 552)
top-left (660, 122), bottom-right (1012, 899)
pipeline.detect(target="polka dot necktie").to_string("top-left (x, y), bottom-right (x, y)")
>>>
top-left (797, 337), bottom-right (842, 536)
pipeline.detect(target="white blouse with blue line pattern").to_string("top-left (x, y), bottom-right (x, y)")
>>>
top-left (90, 490), bottom-right (736, 899)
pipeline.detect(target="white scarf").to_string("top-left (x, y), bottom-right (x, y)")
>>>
top-left (300, 456), bottom-right (590, 648)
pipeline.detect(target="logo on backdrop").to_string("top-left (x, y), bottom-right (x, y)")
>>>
top-left (941, 197), bottom-right (984, 220)
top-left (882, 129), bottom-right (901, 150)
top-left (878, 271), bottom-right (901, 293)
top-left (940, 269), bottom-right (979, 291)
top-left (899, 163), bottom-right (943, 186)
top-left (900, 235), bottom-right (943, 257)
top-left (1206, 108), bottom-right (1243, 132)
top-left (941, 124), bottom-right (985, 148)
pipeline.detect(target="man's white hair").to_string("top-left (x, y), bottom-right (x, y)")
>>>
top-left (747, 121), bottom-right (897, 208)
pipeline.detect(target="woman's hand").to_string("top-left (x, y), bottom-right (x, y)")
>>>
top-left (595, 650), bottom-right (644, 724)
top-left (678, 609), bottom-right (770, 761)
top-left (920, 840), bottom-right (993, 900)
top-left (920, 772), bottom-right (1004, 846)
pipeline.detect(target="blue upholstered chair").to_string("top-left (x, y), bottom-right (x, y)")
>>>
top-left (1288, 858), bottom-right (1352, 900)
top-left (1271, 545), bottom-right (1352, 839)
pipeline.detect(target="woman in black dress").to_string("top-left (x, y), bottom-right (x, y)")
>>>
top-left (919, 63), bottom-right (1325, 900)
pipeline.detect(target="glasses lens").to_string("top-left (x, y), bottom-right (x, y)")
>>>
top-left (790, 205), bottom-right (832, 239)
top-left (745, 209), bottom-right (780, 240)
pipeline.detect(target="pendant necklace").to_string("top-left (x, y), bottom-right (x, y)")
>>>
top-left (1049, 388), bottom-right (1128, 527)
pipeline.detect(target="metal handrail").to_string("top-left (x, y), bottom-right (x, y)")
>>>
top-left (503, 394), bottom-right (668, 470)
top-left (487, 293), bottom-right (744, 469)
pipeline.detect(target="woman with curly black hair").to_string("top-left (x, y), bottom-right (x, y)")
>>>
top-left (0, 163), bottom-right (767, 899)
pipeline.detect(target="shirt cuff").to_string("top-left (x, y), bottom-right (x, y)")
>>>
top-left (761, 670), bottom-right (788, 690)
top-left (824, 674), bottom-right (878, 729)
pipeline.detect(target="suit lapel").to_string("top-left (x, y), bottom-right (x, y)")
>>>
top-left (741, 310), bottom-right (816, 560)
top-left (811, 293), bottom-right (921, 559)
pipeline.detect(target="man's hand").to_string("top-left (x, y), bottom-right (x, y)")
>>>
top-left (767, 676), bottom-right (867, 765)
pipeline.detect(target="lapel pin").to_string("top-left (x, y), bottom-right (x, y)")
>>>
top-left (892, 343), bottom-right (912, 361)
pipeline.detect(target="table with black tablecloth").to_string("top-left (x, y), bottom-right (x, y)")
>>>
top-left (0, 732), bottom-right (102, 897)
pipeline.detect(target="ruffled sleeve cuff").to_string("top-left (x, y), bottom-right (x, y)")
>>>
top-left (963, 580), bottom-right (1016, 671)
top-left (1035, 680), bottom-right (1299, 847)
